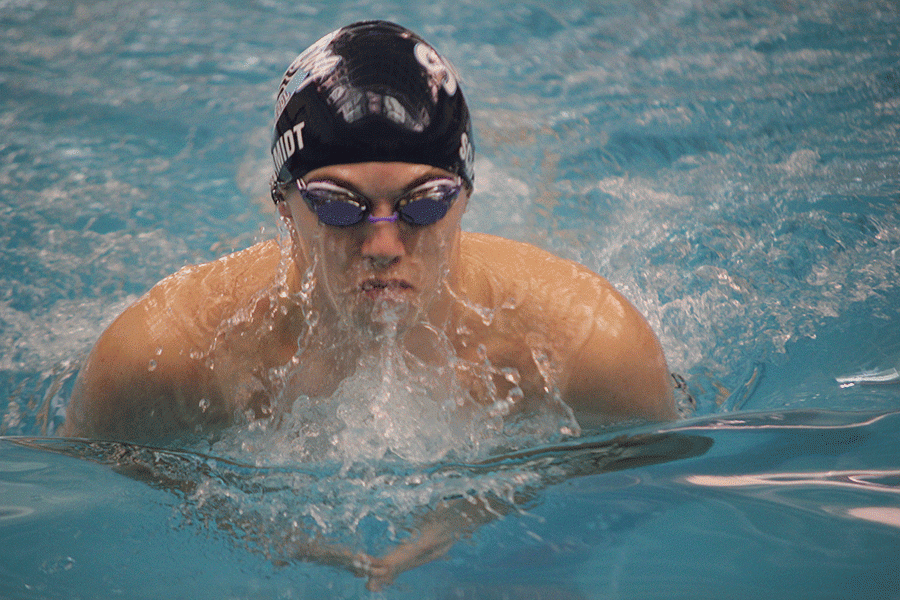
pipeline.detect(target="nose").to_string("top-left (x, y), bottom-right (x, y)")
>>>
top-left (361, 214), bottom-right (405, 268)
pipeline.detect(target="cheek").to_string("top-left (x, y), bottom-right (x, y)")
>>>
top-left (416, 224), bottom-right (459, 277)
top-left (318, 233), bottom-right (354, 272)
top-left (282, 201), bottom-right (316, 255)
top-left (418, 234), bottom-right (448, 266)
top-left (316, 230), bottom-right (371, 300)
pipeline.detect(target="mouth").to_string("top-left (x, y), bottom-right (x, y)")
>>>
top-left (360, 278), bottom-right (415, 300)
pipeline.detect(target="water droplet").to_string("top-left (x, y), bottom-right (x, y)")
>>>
top-left (502, 367), bottom-right (521, 385)
top-left (147, 359), bottom-right (157, 372)
top-left (40, 556), bottom-right (75, 574)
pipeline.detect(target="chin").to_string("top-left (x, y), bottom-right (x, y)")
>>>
top-left (339, 295), bottom-right (415, 339)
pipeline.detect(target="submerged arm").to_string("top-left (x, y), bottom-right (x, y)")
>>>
top-left (364, 495), bottom-right (508, 591)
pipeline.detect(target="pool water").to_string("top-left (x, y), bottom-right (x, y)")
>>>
top-left (2, 0), bottom-right (899, 598)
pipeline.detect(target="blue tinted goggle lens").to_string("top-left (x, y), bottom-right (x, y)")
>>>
top-left (298, 178), bottom-right (461, 227)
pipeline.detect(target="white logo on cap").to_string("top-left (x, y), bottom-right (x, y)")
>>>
top-left (414, 42), bottom-right (458, 99)
top-left (274, 30), bottom-right (341, 120)
top-left (459, 131), bottom-right (474, 176)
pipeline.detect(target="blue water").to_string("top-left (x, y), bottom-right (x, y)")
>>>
top-left (2, 0), bottom-right (899, 598)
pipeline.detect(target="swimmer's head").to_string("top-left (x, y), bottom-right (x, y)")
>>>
top-left (271, 21), bottom-right (474, 197)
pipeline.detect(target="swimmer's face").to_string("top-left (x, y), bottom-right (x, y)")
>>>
top-left (279, 162), bottom-right (469, 332)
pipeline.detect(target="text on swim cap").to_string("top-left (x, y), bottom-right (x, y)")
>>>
top-left (272, 122), bottom-right (305, 178)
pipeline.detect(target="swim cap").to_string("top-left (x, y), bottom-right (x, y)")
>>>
top-left (271, 21), bottom-right (474, 194)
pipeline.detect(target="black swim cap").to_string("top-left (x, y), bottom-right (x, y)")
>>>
top-left (271, 21), bottom-right (474, 192)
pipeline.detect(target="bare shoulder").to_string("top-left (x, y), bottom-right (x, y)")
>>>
top-left (62, 240), bottom-right (283, 439)
top-left (458, 232), bottom-right (676, 424)
top-left (106, 239), bottom-right (283, 360)
top-left (458, 231), bottom-right (623, 316)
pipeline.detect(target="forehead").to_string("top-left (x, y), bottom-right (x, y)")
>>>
top-left (304, 162), bottom-right (455, 195)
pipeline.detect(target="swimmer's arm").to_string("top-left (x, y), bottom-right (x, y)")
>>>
top-left (365, 496), bottom-right (505, 591)
top-left (61, 298), bottom-right (222, 441)
top-left (560, 289), bottom-right (677, 426)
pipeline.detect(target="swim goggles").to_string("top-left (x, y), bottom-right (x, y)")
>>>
top-left (297, 176), bottom-right (462, 227)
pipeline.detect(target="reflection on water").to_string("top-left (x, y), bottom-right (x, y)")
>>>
top-left (686, 466), bottom-right (900, 534)
top-left (686, 470), bottom-right (900, 500)
top-left (845, 507), bottom-right (900, 529)
top-left (836, 367), bottom-right (900, 387)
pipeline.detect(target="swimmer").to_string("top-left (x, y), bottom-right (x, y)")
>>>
top-left (63, 18), bottom-right (674, 442)
top-left (62, 20), bottom-right (676, 587)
